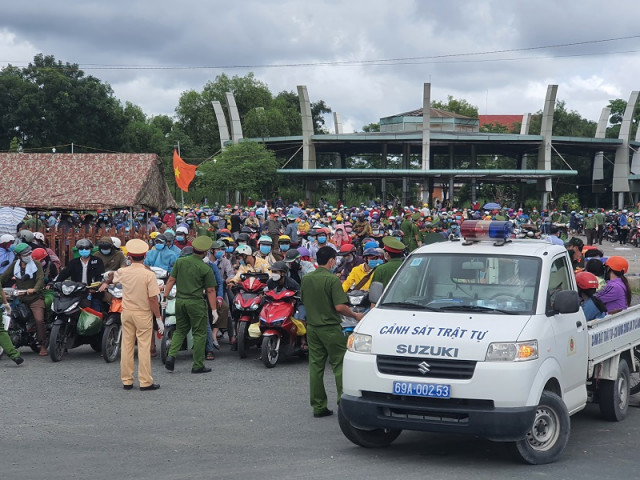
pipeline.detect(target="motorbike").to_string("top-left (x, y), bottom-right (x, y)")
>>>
top-left (101, 282), bottom-right (123, 363)
top-left (48, 280), bottom-right (104, 362)
top-left (632, 226), bottom-right (640, 248)
top-left (341, 289), bottom-right (370, 336)
top-left (259, 288), bottom-right (305, 368)
top-left (0, 288), bottom-right (52, 357)
top-left (604, 222), bottom-right (619, 243)
top-left (232, 272), bottom-right (269, 359)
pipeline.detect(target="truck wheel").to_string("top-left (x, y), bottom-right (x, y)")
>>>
top-left (599, 358), bottom-right (630, 421)
top-left (338, 407), bottom-right (401, 448)
top-left (515, 391), bottom-right (570, 465)
top-left (630, 350), bottom-right (640, 396)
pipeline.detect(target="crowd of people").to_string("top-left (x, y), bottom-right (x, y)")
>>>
top-left (1, 197), bottom-right (637, 414)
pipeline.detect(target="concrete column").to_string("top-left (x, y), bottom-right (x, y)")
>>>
top-left (225, 92), bottom-right (243, 143)
top-left (593, 107), bottom-right (610, 183)
top-left (333, 112), bottom-right (343, 134)
top-left (402, 144), bottom-right (410, 205)
top-left (448, 144), bottom-right (454, 206)
top-left (381, 143), bottom-right (388, 204)
top-left (613, 91), bottom-right (639, 209)
top-left (421, 83), bottom-right (431, 203)
top-left (471, 144), bottom-right (477, 203)
top-left (211, 101), bottom-right (230, 150)
top-left (537, 85), bottom-right (558, 210)
top-left (298, 85), bottom-right (317, 200)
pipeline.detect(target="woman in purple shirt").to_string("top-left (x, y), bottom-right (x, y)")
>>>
top-left (596, 256), bottom-right (631, 313)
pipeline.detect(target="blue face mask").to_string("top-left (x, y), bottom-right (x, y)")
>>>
top-left (317, 236), bottom-right (327, 244)
top-left (215, 251), bottom-right (224, 259)
top-left (9, 244), bottom-right (15, 252)
top-left (238, 259), bottom-right (246, 266)
top-left (368, 259), bottom-right (379, 268)
top-left (78, 249), bottom-right (91, 258)
top-left (200, 218), bottom-right (207, 223)
top-left (395, 236), bottom-right (402, 241)
top-left (176, 235), bottom-right (185, 242)
top-left (280, 244), bottom-right (290, 252)
top-left (155, 244), bottom-right (165, 251)
top-left (260, 245), bottom-right (271, 255)
top-left (226, 246), bottom-right (234, 253)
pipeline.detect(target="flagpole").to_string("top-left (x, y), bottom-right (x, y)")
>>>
top-left (178, 141), bottom-right (184, 208)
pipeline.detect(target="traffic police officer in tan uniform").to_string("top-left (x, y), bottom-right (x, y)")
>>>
top-left (102, 239), bottom-right (163, 390)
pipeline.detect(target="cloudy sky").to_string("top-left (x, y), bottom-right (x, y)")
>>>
top-left (1, 0), bottom-right (639, 133)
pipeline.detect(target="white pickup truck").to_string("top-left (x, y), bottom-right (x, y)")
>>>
top-left (340, 222), bottom-right (640, 464)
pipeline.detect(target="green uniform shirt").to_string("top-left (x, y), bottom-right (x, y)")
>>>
top-left (0, 259), bottom-right (44, 303)
top-left (584, 216), bottom-right (597, 230)
top-left (170, 254), bottom-right (216, 300)
top-left (300, 266), bottom-right (348, 327)
top-left (420, 231), bottom-right (446, 245)
top-left (400, 219), bottom-right (419, 251)
top-left (371, 257), bottom-right (404, 288)
top-left (594, 212), bottom-right (605, 226)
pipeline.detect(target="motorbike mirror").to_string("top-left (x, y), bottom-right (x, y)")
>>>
top-left (368, 282), bottom-right (384, 304)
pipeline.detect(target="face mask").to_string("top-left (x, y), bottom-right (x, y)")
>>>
top-left (260, 245), bottom-right (271, 255)
top-left (100, 248), bottom-right (112, 256)
top-left (308, 236), bottom-right (316, 243)
top-left (187, 220), bottom-right (193, 225)
top-left (215, 251), bottom-right (224, 259)
top-left (270, 273), bottom-right (281, 282)
top-left (368, 259), bottom-right (380, 268)
top-left (21, 255), bottom-right (33, 264)
top-left (345, 227), bottom-right (352, 233)
top-left (588, 214), bottom-right (593, 218)
top-left (238, 259), bottom-right (246, 266)
top-left (200, 218), bottom-right (207, 223)
top-left (176, 235), bottom-right (185, 242)
top-left (137, 216), bottom-right (144, 221)
top-left (280, 244), bottom-right (290, 252)
top-left (155, 244), bottom-right (165, 251)
top-left (395, 236), bottom-right (402, 241)
top-left (78, 249), bottom-right (91, 258)
top-left (329, 261), bottom-right (338, 273)
top-left (226, 246), bottom-right (234, 253)
top-left (8, 244), bottom-right (15, 252)
top-left (317, 236), bottom-right (327, 244)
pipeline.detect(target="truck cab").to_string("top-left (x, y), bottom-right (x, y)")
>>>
top-left (340, 222), bottom-right (598, 464)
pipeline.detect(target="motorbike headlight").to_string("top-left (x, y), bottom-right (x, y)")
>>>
top-left (61, 284), bottom-right (75, 296)
top-left (250, 303), bottom-right (260, 311)
top-left (348, 295), bottom-right (364, 306)
top-left (347, 333), bottom-right (372, 354)
top-left (234, 301), bottom-right (242, 310)
top-left (485, 341), bottom-right (538, 362)
top-left (64, 301), bottom-right (80, 313)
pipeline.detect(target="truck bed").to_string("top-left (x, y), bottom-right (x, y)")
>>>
top-left (588, 304), bottom-right (640, 366)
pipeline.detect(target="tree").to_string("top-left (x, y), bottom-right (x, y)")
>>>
top-left (198, 141), bottom-right (279, 200)
top-left (362, 122), bottom-right (380, 133)
top-left (606, 98), bottom-right (640, 139)
top-left (431, 95), bottom-right (478, 118)
top-left (311, 100), bottom-right (332, 133)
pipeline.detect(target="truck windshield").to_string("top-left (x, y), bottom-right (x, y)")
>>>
top-left (378, 253), bottom-right (541, 315)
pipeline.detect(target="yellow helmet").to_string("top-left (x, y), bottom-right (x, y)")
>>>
top-left (278, 235), bottom-right (291, 243)
top-left (149, 231), bottom-right (159, 239)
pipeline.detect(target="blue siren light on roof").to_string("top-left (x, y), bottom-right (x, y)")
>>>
top-left (460, 220), bottom-right (512, 241)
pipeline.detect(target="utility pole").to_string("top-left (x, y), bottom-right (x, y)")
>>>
top-left (177, 141), bottom-right (184, 208)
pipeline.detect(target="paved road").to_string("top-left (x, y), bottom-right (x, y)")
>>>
top-left (3, 338), bottom-right (640, 480)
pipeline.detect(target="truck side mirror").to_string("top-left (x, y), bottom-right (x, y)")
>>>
top-left (553, 290), bottom-right (580, 314)
top-left (368, 282), bottom-right (384, 304)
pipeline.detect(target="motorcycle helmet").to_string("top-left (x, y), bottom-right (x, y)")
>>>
top-left (32, 248), bottom-right (47, 262)
top-left (14, 243), bottom-right (32, 256)
top-left (278, 235), bottom-right (291, 243)
top-left (338, 243), bottom-right (355, 255)
top-left (575, 271), bottom-right (599, 291)
top-left (19, 229), bottom-right (34, 243)
top-left (284, 249), bottom-right (301, 263)
top-left (297, 246), bottom-right (311, 257)
top-left (33, 232), bottom-right (45, 242)
top-left (176, 225), bottom-right (189, 234)
top-left (164, 229), bottom-right (175, 242)
top-left (258, 235), bottom-right (273, 245)
top-left (237, 233), bottom-right (250, 243)
top-left (111, 237), bottom-right (122, 249)
top-left (76, 238), bottom-right (93, 250)
top-left (235, 244), bottom-right (252, 256)
top-left (271, 261), bottom-right (288, 273)
top-left (605, 256), bottom-right (629, 274)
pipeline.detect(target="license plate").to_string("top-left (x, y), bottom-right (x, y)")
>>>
top-left (393, 381), bottom-right (450, 398)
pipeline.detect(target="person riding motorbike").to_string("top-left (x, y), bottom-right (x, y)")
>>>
top-left (352, 213), bottom-right (372, 244)
top-left (94, 236), bottom-right (127, 272)
top-left (144, 234), bottom-right (178, 273)
top-left (163, 229), bottom-right (181, 255)
top-left (255, 235), bottom-right (281, 266)
top-left (0, 233), bottom-right (15, 274)
top-left (266, 260), bottom-right (300, 293)
top-left (32, 247), bottom-right (58, 284)
top-left (1, 242), bottom-right (48, 355)
top-left (227, 245), bottom-right (271, 285)
top-left (174, 225), bottom-right (191, 249)
top-left (56, 239), bottom-right (106, 312)
top-left (342, 247), bottom-right (382, 292)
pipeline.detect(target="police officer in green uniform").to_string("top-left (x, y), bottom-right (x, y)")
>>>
top-left (300, 246), bottom-right (364, 418)
top-left (400, 213), bottom-right (420, 252)
top-left (0, 289), bottom-right (23, 365)
top-left (595, 208), bottom-right (605, 245)
top-left (371, 237), bottom-right (406, 289)
top-left (163, 236), bottom-right (218, 374)
top-left (584, 210), bottom-right (597, 246)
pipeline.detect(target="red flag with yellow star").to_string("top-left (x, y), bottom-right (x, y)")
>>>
top-left (173, 149), bottom-right (197, 192)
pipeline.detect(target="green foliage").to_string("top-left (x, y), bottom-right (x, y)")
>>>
top-left (431, 95), bottom-right (478, 118)
top-left (557, 193), bottom-right (580, 211)
top-left (606, 98), bottom-right (640, 139)
top-left (311, 100), bottom-right (332, 133)
top-left (362, 122), bottom-right (380, 133)
top-left (198, 141), bottom-right (279, 201)
top-left (528, 101), bottom-right (596, 137)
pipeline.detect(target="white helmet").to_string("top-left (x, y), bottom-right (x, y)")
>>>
top-left (176, 225), bottom-right (188, 234)
top-left (235, 244), bottom-right (252, 256)
top-left (33, 232), bottom-right (45, 242)
top-left (110, 237), bottom-right (122, 249)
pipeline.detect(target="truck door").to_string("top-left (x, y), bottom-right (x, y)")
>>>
top-left (547, 255), bottom-right (588, 402)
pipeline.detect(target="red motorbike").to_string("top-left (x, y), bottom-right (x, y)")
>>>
top-left (259, 288), bottom-right (306, 368)
top-left (232, 272), bottom-right (269, 359)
